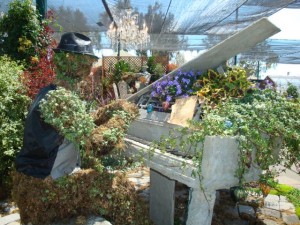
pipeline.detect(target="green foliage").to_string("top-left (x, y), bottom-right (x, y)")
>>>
top-left (296, 207), bottom-right (300, 218)
top-left (270, 183), bottom-right (300, 218)
top-left (285, 82), bottom-right (299, 99)
top-left (0, 0), bottom-right (43, 67)
top-left (286, 188), bottom-right (300, 208)
top-left (39, 87), bottom-right (95, 147)
top-left (270, 183), bottom-right (295, 195)
top-left (102, 128), bottom-right (124, 145)
top-left (53, 52), bottom-right (95, 89)
top-left (151, 77), bottom-right (300, 185)
top-left (146, 56), bottom-right (156, 74)
top-left (0, 56), bottom-right (30, 190)
top-left (153, 63), bottom-right (165, 76)
top-left (113, 60), bottom-right (131, 83)
top-left (197, 89), bottom-right (300, 182)
top-left (194, 67), bottom-right (252, 105)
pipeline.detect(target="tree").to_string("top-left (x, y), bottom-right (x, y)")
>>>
top-left (53, 6), bottom-right (90, 33)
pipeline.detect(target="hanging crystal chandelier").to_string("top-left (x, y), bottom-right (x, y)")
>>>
top-left (107, 8), bottom-right (150, 50)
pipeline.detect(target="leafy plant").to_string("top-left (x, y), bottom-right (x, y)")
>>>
top-left (21, 10), bottom-right (57, 99)
top-left (113, 60), bottom-right (131, 83)
top-left (0, 0), bottom-right (44, 67)
top-left (146, 56), bottom-right (156, 74)
top-left (54, 52), bottom-right (95, 88)
top-left (87, 100), bottom-right (139, 156)
top-left (197, 89), bottom-right (299, 182)
top-left (153, 63), bottom-right (165, 76)
top-left (0, 0), bottom-right (58, 99)
top-left (39, 87), bottom-right (95, 147)
top-left (0, 56), bottom-right (31, 193)
top-left (285, 82), bottom-right (299, 99)
top-left (193, 67), bottom-right (252, 105)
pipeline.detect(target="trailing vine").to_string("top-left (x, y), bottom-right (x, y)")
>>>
top-left (149, 68), bottom-right (300, 186)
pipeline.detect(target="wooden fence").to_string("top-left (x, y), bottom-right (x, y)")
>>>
top-left (101, 55), bottom-right (169, 78)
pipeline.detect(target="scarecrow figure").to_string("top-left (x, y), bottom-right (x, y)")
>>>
top-left (15, 32), bottom-right (99, 179)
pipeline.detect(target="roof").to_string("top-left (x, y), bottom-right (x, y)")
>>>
top-left (1, 0), bottom-right (300, 64)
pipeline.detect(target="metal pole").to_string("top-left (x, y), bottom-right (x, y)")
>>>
top-left (234, 7), bottom-right (238, 65)
top-left (36, 0), bottom-right (47, 20)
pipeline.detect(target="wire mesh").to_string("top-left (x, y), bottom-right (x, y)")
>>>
top-left (0, 0), bottom-right (300, 63)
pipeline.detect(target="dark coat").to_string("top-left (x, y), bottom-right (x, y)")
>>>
top-left (15, 84), bottom-right (64, 179)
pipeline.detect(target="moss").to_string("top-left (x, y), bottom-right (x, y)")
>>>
top-left (270, 184), bottom-right (300, 219)
top-left (273, 184), bottom-right (294, 195)
top-left (86, 100), bottom-right (139, 156)
top-left (295, 207), bottom-right (300, 218)
top-left (12, 169), bottom-right (152, 225)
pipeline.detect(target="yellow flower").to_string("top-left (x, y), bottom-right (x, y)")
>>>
top-left (31, 56), bottom-right (39, 64)
top-left (18, 46), bottom-right (25, 52)
top-left (24, 39), bottom-right (32, 47)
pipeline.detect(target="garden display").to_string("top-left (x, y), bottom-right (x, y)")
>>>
top-left (124, 18), bottom-right (299, 225)
top-left (1, 1), bottom-right (299, 225)
top-left (11, 87), bottom-right (150, 224)
top-left (126, 66), bottom-right (299, 225)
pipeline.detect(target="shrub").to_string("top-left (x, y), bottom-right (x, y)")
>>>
top-left (285, 82), bottom-right (299, 99)
top-left (0, 1), bottom-right (57, 99)
top-left (0, 0), bottom-right (43, 67)
top-left (21, 10), bottom-right (57, 99)
top-left (0, 56), bottom-right (31, 194)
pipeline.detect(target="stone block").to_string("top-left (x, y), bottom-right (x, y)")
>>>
top-left (0, 213), bottom-right (20, 225)
top-left (150, 169), bottom-right (175, 225)
top-left (260, 218), bottom-right (279, 225)
top-left (282, 213), bottom-right (300, 225)
top-left (279, 201), bottom-right (295, 211)
top-left (238, 205), bottom-right (256, 218)
top-left (257, 208), bottom-right (281, 218)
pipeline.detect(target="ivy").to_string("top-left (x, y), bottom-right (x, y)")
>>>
top-left (39, 87), bottom-right (95, 148)
top-left (151, 70), bottom-right (300, 186)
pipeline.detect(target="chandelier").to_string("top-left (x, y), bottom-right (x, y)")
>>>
top-left (107, 8), bottom-right (150, 50)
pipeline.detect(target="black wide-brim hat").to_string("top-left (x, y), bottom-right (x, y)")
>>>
top-left (54, 32), bottom-right (98, 59)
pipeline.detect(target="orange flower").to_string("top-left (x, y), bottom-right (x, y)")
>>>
top-left (139, 76), bottom-right (147, 84)
top-left (167, 63), bottom-right (178, 72)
